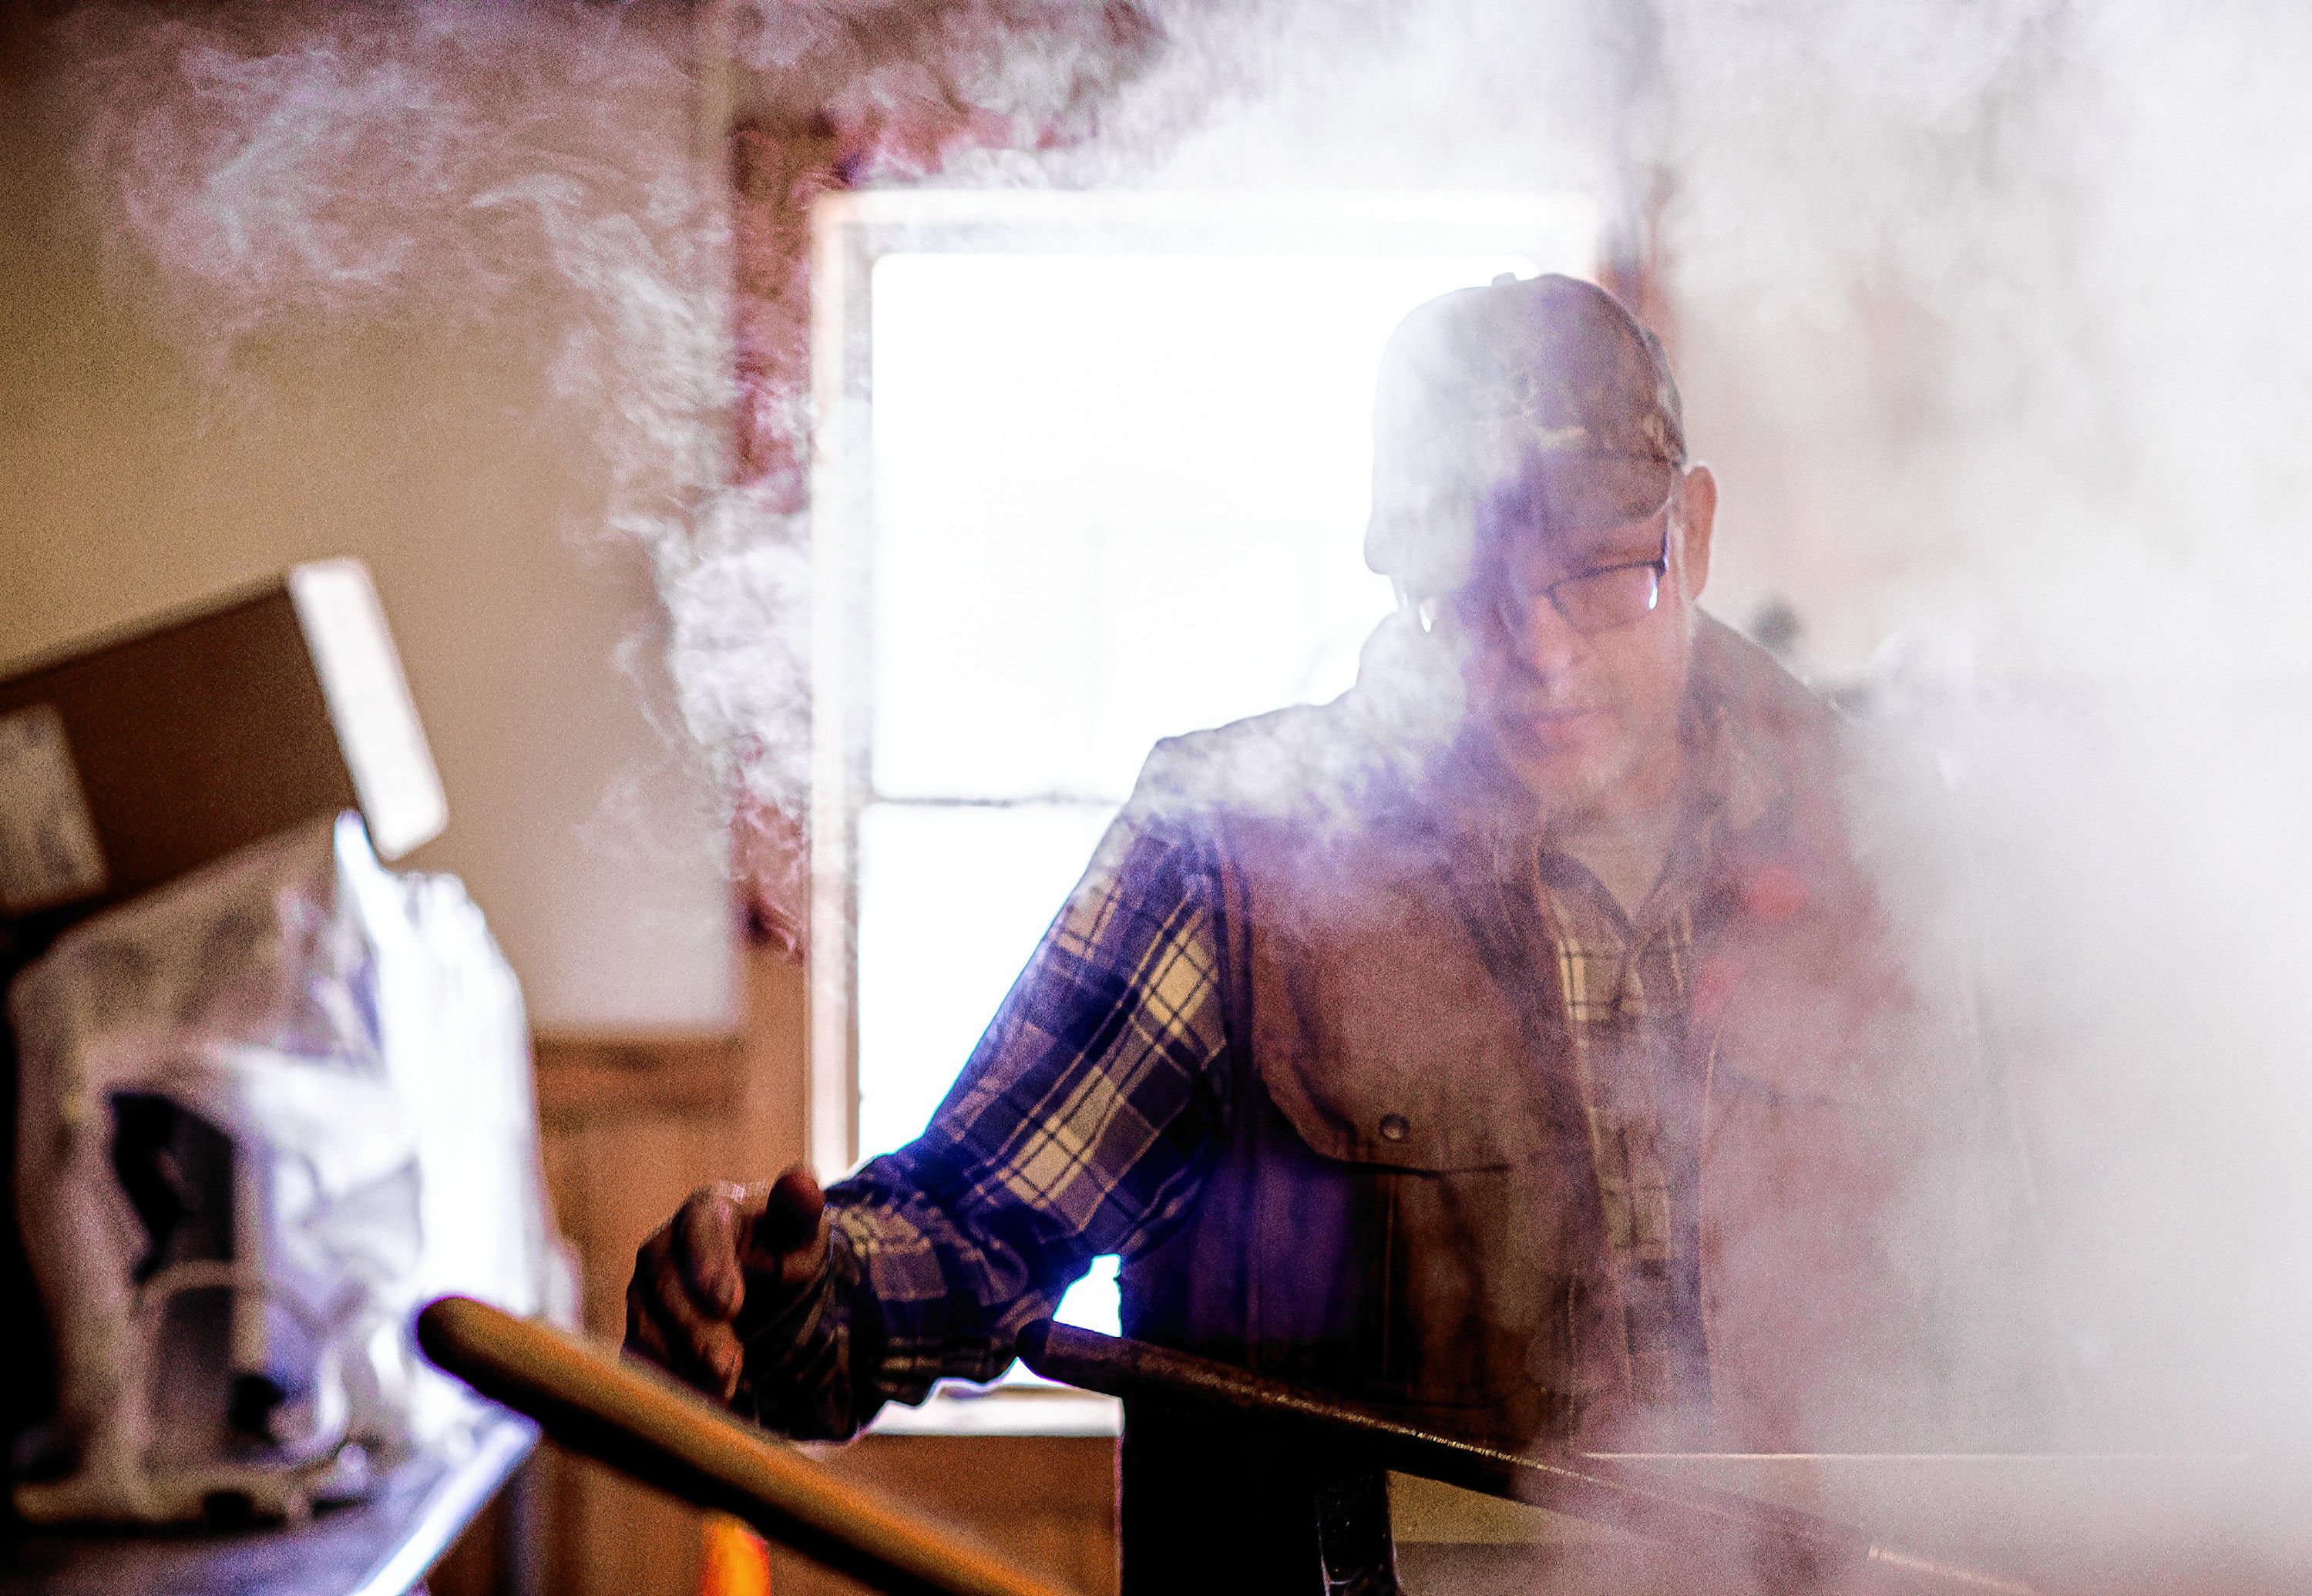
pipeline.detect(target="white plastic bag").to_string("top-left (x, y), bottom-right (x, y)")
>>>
top-left (10, 812), bottom-right (553, 1524)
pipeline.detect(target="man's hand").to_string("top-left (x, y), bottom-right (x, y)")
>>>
top-left (624, 1164), bottom-right (828, 1402)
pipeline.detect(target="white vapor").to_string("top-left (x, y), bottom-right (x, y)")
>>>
top-left (42, 2), bottom-right (2312, 1570)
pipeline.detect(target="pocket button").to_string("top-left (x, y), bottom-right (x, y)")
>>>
top-left (1378, 1113), bottom-right (1410, 1144)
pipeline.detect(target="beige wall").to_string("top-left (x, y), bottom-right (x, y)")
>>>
top-left (0, 15), bottom-right (736, 1033)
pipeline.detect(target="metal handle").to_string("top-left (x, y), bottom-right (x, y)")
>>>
top-left (415, 1295), bottom-right (1083, 1596)
top-left (1017, 1320), bottom-right (2036, 1594)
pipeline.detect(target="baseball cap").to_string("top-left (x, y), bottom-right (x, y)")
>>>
top-left (1363, 274), bottom-right (1686, 596)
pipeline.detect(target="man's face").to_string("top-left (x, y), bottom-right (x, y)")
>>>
top-left (1443, 465), bottom-right (1718, 822)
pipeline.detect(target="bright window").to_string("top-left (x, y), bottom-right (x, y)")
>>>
top-left (811, 193), bottom-right (1600, 1344)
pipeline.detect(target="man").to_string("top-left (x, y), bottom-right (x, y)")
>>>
top-left (628, 275), bottom-right (2043, 1590)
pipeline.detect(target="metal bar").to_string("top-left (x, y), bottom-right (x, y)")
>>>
top-left (1017, 1321), bottom-right (2037, 1594)
top-left (416, 1296), bottom-right (1083, 1596)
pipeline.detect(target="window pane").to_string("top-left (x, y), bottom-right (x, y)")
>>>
top-left (869, 250), bottom-right (1533, 801)
top-left (855, 800), bottom-right (1119, 1158)
top-left (852, 237), bottom-right (1572, 1347)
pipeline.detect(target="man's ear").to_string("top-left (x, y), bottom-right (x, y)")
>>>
top-left (1676, 463), bottom-right (1718, 600)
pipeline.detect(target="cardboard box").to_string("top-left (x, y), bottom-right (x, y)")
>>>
top-left (0, 560), bottom-right (445, 947)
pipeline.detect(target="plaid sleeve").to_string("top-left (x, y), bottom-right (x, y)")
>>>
top-left (737, 807), bottom-right (1231, 1439)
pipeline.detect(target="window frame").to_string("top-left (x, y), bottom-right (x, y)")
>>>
top-left (805, 187), bottom-right (1603, 1183)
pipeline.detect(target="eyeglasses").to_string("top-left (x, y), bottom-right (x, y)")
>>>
top-left (1439, 516), bottom-right (1673, 639)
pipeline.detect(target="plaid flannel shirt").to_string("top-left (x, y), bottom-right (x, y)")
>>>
top-left (738, 780), bottom-right (1725, 1440)
top-left (1534, 839), bottom-right (1716, 1410)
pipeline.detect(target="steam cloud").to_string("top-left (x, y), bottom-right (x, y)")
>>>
top-left (36, 0), bottom-right (2312, 1571)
